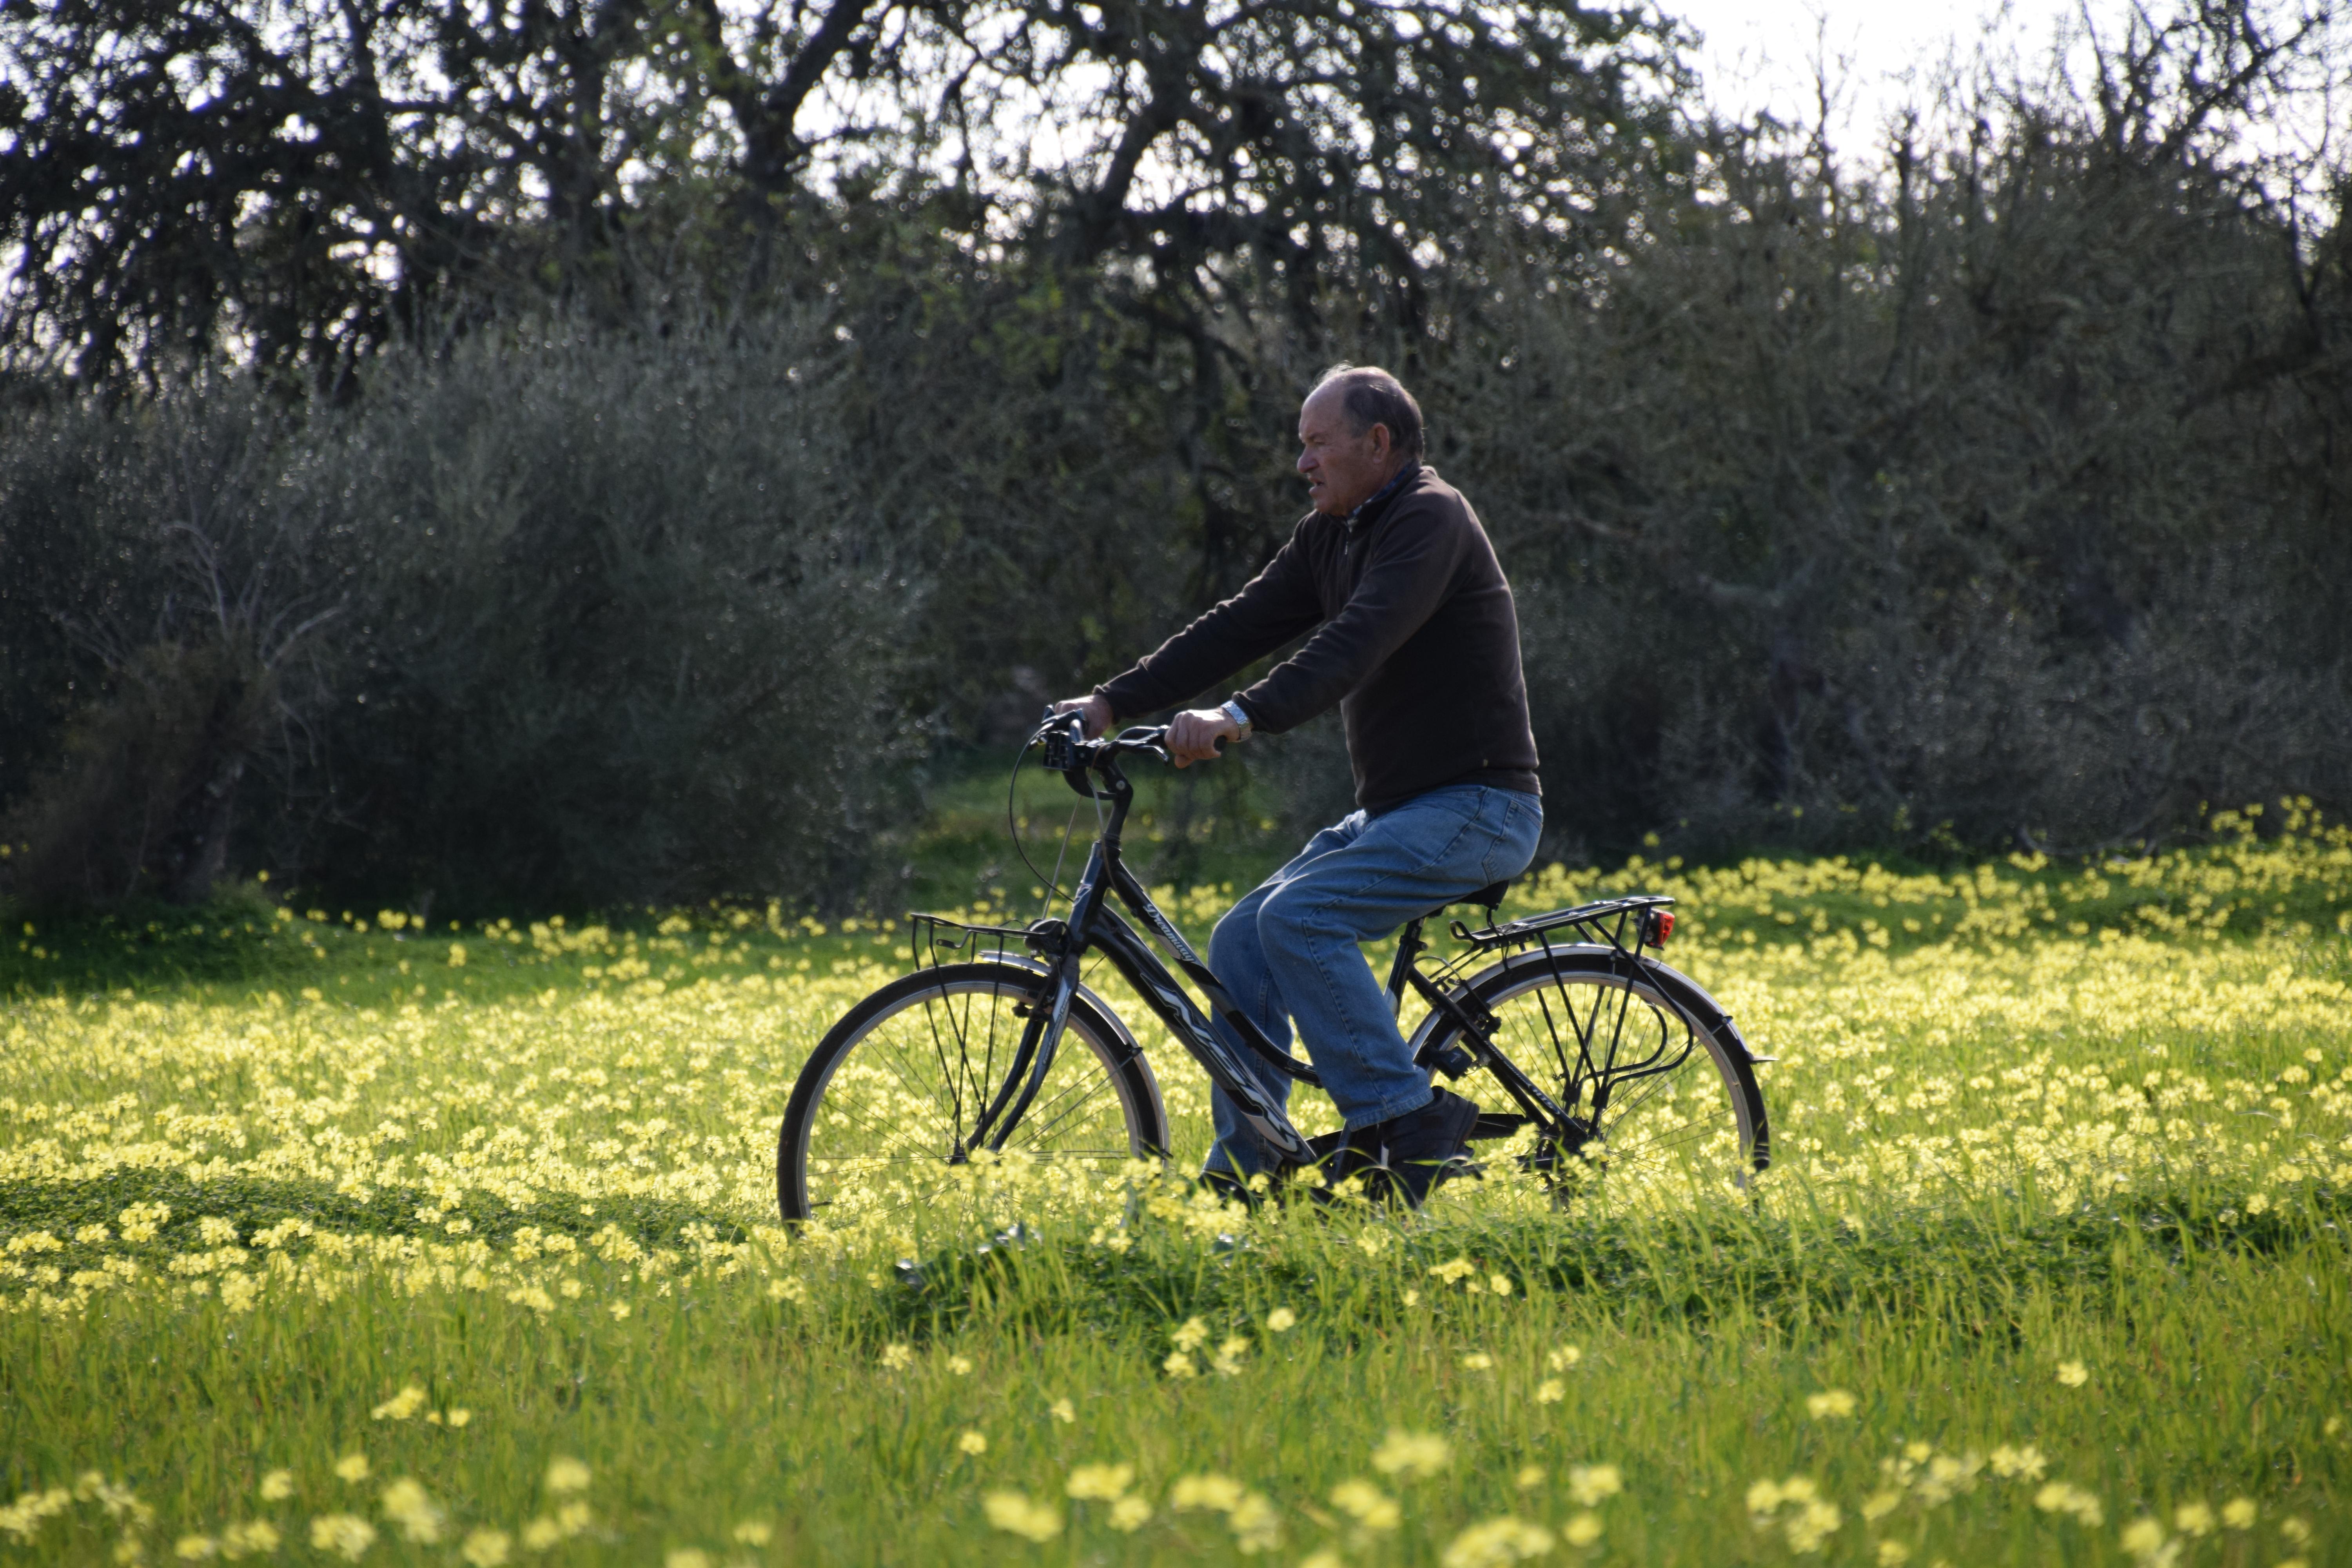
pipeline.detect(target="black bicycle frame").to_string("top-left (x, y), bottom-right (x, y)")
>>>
top-left (967, 728), bottom-right (1591, 1169)
top-left (987, 744), bottom-right (1317, 1165)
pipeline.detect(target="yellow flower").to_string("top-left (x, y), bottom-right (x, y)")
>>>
top-left (662, 1551), bottom-right (710, 1568)
top-left (1535, 1379), bottom-right (1565, 1404)
top-left (1107, 1495), bottom-right (1152, 1532)
top-left (1988, 1445), bottom-right (2047, 1480)
top-left (221, 1521), bottom-right (279, 1557)
top-left (878, 1342), bottom-right (912, 1369)
top-left (308, 1514), bottom-right (376, 1560)
top-left (543, 1457), bottom-right (591, 1495)
top-left (731, 1521), bottom-right (773, 1545)
top-left (1371, 1430), bottom-right (1452, 1480)
top-left (956, 1430), bottom-right (988, 1456)
top-left (1169, 1474), bottom-right (1246, 1513)
top-left (379, 1478), bottom-right (445, 1543)
top-left (1170, 1316), bottom-right (1211, 1352)
top-left (1461, 1352), bottom-right (1494, 1372)
top-left (1048, 1397), bottom-right (1076, 1424)
top-left (1567, 1464), bottom-right (1622, 1507)
top-left (1265, 1307), bottom-right (1297, 1333)
top-left (258, 1472), bottom-right (294, 1502)
top-left (2119, 1517), bottom-right (2167, 1558)
top-left (2056, 1360), bottom-right (2089, 1387)
top-left (1514, 1465), bottom-right (1546, 1491)
top-left (1806, 1389), bottom-right (1857, 1419)
top-left (173, 1536), bottom-right (217, 1561)
top-left (443, 1408), bottom-right (473, 1429)
top-left (1489, 1274), bottom-right (1514, 1296)
top-left (1564, 1511), bottom-right (1602, 1546)
top-left (370, 1387), bottom-right (428, 1422)
top-left (947, 1355), bottom-right (974, 1376)
top-left (2220, 1497), bottom-right (2256, 1529)
top-left (2033, 1482), bottom-right (2105, 1526)
top-left (1546, 1345), bottom-right (1583, 1372)
top-left (1228, 1492), bottom-right (1280, 1554)
top-left (519, 1518), bottom-right (562, 1551)
top-left (1785, 1499), bottom-right (1842, 1553)
top-left (459, 1527), bottom-right (511, 1567)
top-left (1875, 1540), bottom-right (1911, 1565)
top-left (332, 1454), bottom-right (370, 1484)
top-left (1330, 1479), bottom-right (1400, 1532)
top-left (1163, 1351), bottom-right (1198, 1379)
top-left (2173, 1501), bottom-right (2214, 1536)
top-left (1441, 1516), bottom-right (1554, 1568)
top-left (982, 1491), bottom-right (1062, 1543)
top-left (1862, 1491), bottom-right (1903, 1521)
top-left (1066, 1464), bottom-right (1135, 1501)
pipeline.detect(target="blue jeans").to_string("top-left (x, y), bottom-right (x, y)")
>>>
top-left (1203, 783), bottom-right (1543, 1177)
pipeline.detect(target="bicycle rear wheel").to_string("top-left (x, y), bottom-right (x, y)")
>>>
top-left (1415, 947), bottom-right (1768, 1196)
top-left (777, 960), bottom-right (1166, 1224)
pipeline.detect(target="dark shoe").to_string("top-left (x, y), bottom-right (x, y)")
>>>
top-left (1321, 1088), bottom-right (1481, 1208)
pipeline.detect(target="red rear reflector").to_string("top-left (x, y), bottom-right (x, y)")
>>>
top-left (1651, 911), bottom-right (1675, 945)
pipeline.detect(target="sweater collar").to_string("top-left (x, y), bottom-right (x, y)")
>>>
top-left (1344, 460), bottom-right (1421, 533)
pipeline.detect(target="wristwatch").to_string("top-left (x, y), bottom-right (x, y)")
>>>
top-left (1219, 699), bottom-right (1254, 740)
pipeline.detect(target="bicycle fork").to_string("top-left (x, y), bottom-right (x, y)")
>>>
top-left (959, 951), bottom-right (1078, 1158)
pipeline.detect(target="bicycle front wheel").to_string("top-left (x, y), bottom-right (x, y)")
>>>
top-left (777, 961), bottom-right (1166, 1225)
top-left (1416, 947), bottom-right (1768, 1197)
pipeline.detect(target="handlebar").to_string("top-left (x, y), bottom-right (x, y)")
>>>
top-left (1036, 710), bottom-right (1171, 771)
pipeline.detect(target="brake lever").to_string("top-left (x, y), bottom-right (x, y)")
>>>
top-left (1039, 710), bottom-right (1084, 773)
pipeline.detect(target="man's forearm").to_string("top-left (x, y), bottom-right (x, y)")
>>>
top-left (1096, 547), bottom-right (1316, 719)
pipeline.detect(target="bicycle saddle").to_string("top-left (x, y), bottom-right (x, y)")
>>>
top-left (1423, 880), bottom-right (1510, 920)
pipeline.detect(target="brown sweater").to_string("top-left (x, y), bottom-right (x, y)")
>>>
top-left (1096, 464), bottom-right (1540, 813)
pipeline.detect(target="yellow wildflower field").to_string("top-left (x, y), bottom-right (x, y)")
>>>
top-left (2, 811), bottom-right (2347, 1563)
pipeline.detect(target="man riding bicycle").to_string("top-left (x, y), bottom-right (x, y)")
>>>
top-left (1056, 365), bottom-right (1543, 1204)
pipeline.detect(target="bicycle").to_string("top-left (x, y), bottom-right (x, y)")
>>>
top-left (775, 714), bottom-right (1771, 1223)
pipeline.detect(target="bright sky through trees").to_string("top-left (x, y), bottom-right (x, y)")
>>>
top-left (1673, 0), bottom-right (2130, 147)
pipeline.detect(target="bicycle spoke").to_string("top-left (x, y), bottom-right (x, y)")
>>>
top-left (1460, 960), bottom-right (1757, 1196)
top-left (788, 969), bottom-right (1149, 1221)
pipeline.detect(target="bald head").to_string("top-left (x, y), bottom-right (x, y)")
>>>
top-left (1311, 365), bottom-right (1425, 461)
top-left (1297, 364), bottom-right (1423, 516)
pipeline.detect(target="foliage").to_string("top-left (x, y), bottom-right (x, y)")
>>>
top-left (0, 314), bottom-right (921, 912)
top-left (3, 0), bottom-right (2350, 906)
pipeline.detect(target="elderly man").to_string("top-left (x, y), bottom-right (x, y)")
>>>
top-left (1056, 364), bottom-right (1542, 1203)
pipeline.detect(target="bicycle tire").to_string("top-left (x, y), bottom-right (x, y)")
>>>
top-left (1411, 946), bottom-right (1768, 1193)
top-left (777, 960), bottom-right (1167, 1225)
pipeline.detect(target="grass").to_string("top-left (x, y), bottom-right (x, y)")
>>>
top-left (2, 803), bottom-right (2349, 1565)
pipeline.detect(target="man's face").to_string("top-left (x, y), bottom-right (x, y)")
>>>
top-left (1296, 385), bottom-right (1396, 517)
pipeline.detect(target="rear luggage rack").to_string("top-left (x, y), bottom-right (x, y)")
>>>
top-left (1450, 894), bottom-right (1678, 955)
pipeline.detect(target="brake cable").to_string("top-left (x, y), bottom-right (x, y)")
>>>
top-left (1006, 726), bottom-right (1089, 916)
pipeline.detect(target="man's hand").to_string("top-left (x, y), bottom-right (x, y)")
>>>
top-left (1166, 706), bottom-right (1243, 768)
top-left (1050, 693), bottom-right (1114, 739)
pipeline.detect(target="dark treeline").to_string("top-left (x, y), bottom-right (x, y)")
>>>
top-left (2, 0), bottom-right (2347, 912)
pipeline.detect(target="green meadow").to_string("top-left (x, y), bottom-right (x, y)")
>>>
top-left (3, 808), bottom-right (2348, 1566)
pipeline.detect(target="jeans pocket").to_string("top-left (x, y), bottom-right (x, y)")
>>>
top-left (1478, 792), bottom-right (1542, 884)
